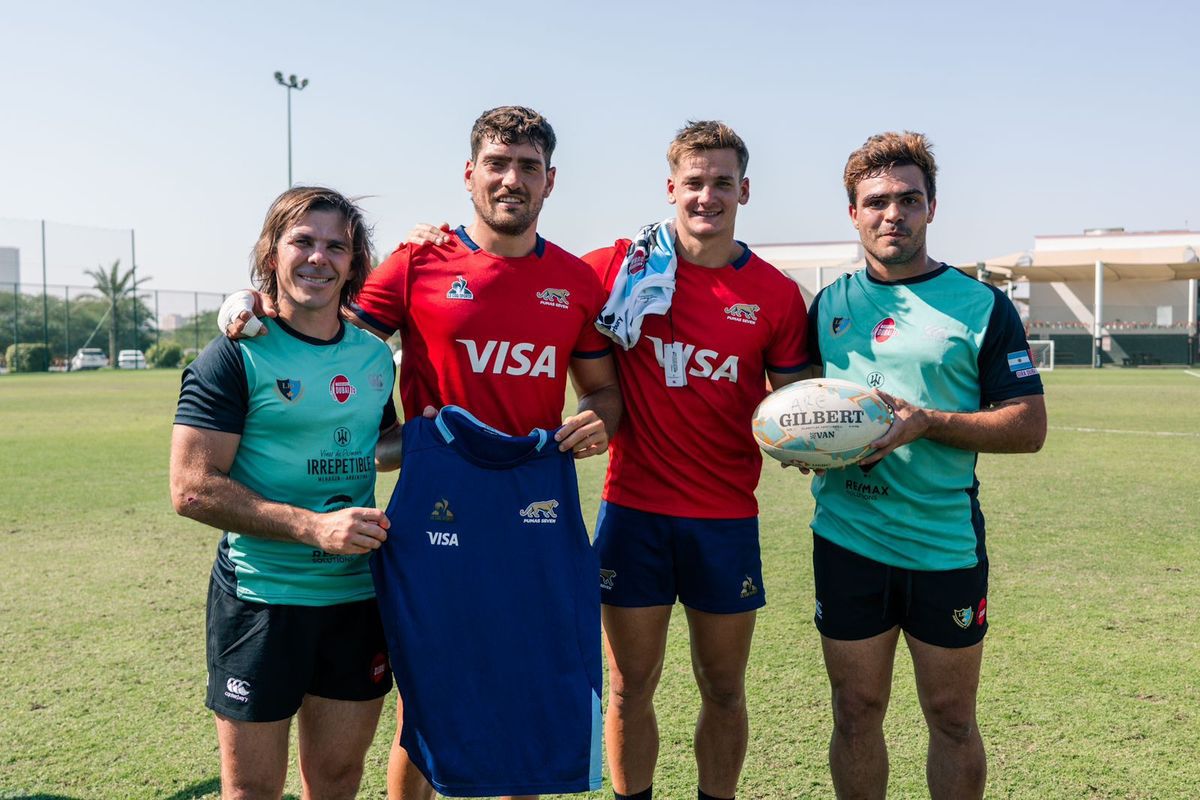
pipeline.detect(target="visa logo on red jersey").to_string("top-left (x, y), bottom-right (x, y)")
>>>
top-left (456, 339), bottom-right (557, 377)
top-left (645, 336), bottom-right (739, 382)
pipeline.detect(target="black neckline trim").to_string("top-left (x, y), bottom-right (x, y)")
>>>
top-left (864, 262), bottom-right (951, 286)
top-left (273, 316), bottom-right (346, 346)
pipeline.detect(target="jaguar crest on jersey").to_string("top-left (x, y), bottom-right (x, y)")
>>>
top-left (724, 302), bottom-right (760, 324)
top-left (446, 275), bottom-right (474, 300)
top-left (520, 499), bottom-right (559, 523)
top-left (537, 288), bottom-right (570, 309)
top-left (600, 569), bottom-right (617, 590)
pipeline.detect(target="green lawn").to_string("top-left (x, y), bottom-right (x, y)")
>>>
top-left (1, 368), bottom-right (1197, 799)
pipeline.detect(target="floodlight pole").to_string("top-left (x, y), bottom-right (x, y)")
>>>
top-left (131, 229), bottom-right (139, 366)
top-left (41, 220), bottom-right (49, 357)
top-left (274, 71), bottom-right (309, 187)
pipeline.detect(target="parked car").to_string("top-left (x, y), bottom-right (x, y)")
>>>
top-left (117, 349), bottom-right (147, 369)
top-left (70, 348), bottom-right (109, 370)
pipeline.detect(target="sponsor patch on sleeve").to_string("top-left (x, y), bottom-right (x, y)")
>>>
top-left (1008, 349), bottom-right (1039, 378)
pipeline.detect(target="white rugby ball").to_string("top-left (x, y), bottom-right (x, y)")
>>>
top-left (752, 378), bottom-right (894, 468)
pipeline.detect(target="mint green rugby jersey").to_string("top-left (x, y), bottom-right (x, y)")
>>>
top-left (807, 265), bottom-right (1043, 571)
top-left (175, 317), bottom-right (397, 605)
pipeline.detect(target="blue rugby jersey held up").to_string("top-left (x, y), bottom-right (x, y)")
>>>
top-left (372, 406), bottom-right (602, 797)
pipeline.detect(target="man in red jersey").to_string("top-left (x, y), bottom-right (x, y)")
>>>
top-left (409, 120), bottom-right (809, 800)
top-left (225, 106), bottom-right (620, 800)
top-left (583, 122), bottom-right (809, 800)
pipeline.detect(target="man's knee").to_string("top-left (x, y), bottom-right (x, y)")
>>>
top-left (923, 695), bottom-right (979, 746)
top-left (921, 705), bottom-right (979, 748)
top-left (302, 756), bottom-right (365, 798)
top-left (222, 772), bottom-right (286, 800)
top-left (831, 686), bottom-right (889, 738)
top-left (694, 668), bottom-right (746, 714)
top-left (609, 661), bottom-right (664, 709)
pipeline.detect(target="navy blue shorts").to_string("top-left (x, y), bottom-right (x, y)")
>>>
top-left (812, 534), bottom-right (988, 648)
top-left (593, 501), bottom-right (765, 614)
top-left (205, 579), bottom-right (393, 722)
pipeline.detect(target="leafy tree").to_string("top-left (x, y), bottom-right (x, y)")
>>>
top-left (83, 260), bottom-right (151, 361)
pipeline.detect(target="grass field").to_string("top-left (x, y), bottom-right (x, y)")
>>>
top-left (1, 367), bottom-right (1198, 799)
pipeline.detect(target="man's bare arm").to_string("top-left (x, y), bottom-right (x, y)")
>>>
top-left (860, 393), bottom-right (1046, 467)
top-left (559, 353), bottom-right (622, 459)
top-left (374, 421), bottom-right (404, 472)
top-left (170, 425), bottom-right (389, 554)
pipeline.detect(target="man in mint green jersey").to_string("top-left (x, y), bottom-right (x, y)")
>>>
top-left (802, 132), bottom-right (1047, 800)
top-left (171, 187), bottom-right (404, 800)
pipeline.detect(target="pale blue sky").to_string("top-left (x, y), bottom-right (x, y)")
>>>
top-left (1, 0), bottom-right (1196, 295)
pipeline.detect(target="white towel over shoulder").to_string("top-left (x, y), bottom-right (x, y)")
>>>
top-left (595, 219), bottom-right (677, 350)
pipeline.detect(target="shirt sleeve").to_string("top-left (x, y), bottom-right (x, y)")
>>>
top-left (765, 277), bottom-right (810, 373)
top-left (806, 289), bottom-right (825, 367)
top-left (977, 285), bottom-right (1045, 404)
top-left (351, 244), bottom-right (411, 336)
top-left (380, 362), bottom-right (398, 430)
top-left (573, 245), bottom-right (624, 358)
top-left (174, 336), bottom-right (249, 433)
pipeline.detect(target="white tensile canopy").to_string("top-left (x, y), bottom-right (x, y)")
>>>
top-left (967, 245), bottom-right (1200, 367)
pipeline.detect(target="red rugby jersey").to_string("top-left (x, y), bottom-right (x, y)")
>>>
top-left (583, 241), bottom-right (809, 518)
top-left (354, 226), bottom-right (611, 434)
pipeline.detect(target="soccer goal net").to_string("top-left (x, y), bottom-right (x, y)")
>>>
top-left (1029, 339), bottom-right (1055, 371)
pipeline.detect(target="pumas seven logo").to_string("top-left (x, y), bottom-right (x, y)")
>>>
top-left (520, 499), bottom-right (559, 523)
top-left (329, 375), bottom-right (357, 403)
top-left (537, 288), bottom-right (570, 309)
top-left (724, 303), bottom-right (760, 324)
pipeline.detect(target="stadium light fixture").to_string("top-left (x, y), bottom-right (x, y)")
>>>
top-left (273, 71), bottom-right (309, 187)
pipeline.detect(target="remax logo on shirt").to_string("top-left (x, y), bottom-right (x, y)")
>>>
top-left (645, 336), bottom-right (739, 383)
top-left (456, 339), bottom-right (557, 378)
top-left (329, 375), bottom-right (357, 403)
top-left (872, 318), bottom-right (897, 344)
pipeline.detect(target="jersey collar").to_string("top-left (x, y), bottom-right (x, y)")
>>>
top-left (455, 225), bottom-right (547, 258)
top-left (274, 316), bottom-right (346, 346)
top-left (864, 262), bottom-right (951, 286)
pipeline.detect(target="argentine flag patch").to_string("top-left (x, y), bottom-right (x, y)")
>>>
top-left (1008, 349), bottom-right (1039, 378)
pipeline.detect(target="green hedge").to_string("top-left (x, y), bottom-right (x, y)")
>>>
top-left (5, 343), bottom-right (50, 372)
top-left (146, 341), bottom-right (184, 368)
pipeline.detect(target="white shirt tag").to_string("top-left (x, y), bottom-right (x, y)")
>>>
top-left (664, 342), bottom-right (687, 387)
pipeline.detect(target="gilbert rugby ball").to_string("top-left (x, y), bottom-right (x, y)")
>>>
top-left (752, 378), bottom-right (894, 468)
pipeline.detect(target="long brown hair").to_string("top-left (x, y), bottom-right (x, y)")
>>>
top-left (251, 186), bottom-right (373, 307)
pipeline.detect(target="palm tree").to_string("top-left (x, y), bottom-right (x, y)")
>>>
top-left (84, 260), bottom-right (150, 361)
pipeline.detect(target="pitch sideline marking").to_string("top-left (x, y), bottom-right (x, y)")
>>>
top-left (1050, 425), bottom-right (1200, 438)
top-left (1184, 371), bottom-right (1200, 379)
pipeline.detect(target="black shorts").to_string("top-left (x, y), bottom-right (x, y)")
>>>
top-left (811, 534), bottom-right (988, 648)
top-left (205, 579), bottom-right (393, 722)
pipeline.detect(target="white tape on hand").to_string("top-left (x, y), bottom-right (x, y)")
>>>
top-left (217, 291), bottom-right (259, 336)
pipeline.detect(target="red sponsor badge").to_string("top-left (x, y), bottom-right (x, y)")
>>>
top-left (329, 375), bottom-right (357, 403)
top-left (977, 597), bottom-right (987, 626)
top-left (873, 318), bottom-right (897, 343)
